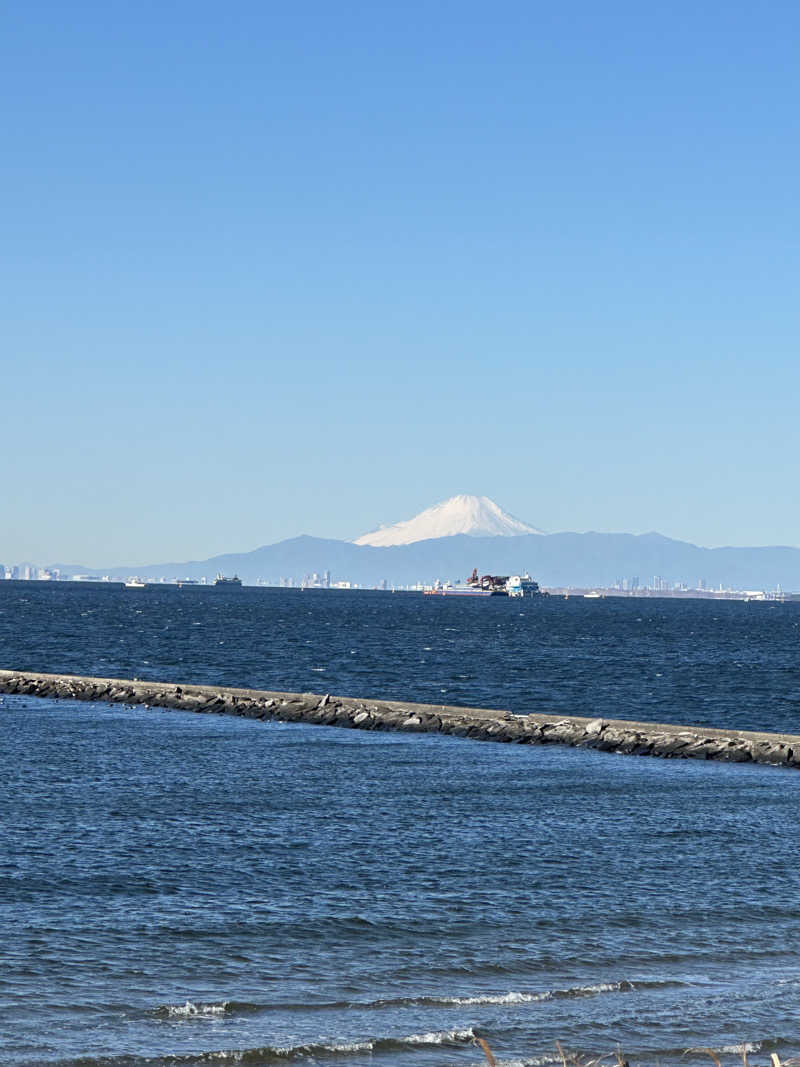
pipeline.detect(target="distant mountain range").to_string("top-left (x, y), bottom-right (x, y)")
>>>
top-left (48, 496), bottom-right (800, 591)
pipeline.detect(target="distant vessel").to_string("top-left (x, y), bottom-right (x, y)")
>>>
top-left (506, 573), bottom-right (541, 598)
top-left (425, 568), bottom-right (542, 597)
top-left (425, 582), bottom-right (494, 597)
top-left (425, 568), bottom-right (496, 596)
top-left (214, 574), bottom-right (242, 587)
top-left (583, 591), bottom-right (604, 598)
top-left (124, 577), bottom-right (146, 589)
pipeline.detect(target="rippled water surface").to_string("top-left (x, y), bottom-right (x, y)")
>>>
top-left (2, 582), bottom-right (800, 730)
top-left (1, 583), bottom-right (800, 1065)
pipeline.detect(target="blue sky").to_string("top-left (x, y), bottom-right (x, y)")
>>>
top-left (3, 2), bottom-right (799, 566)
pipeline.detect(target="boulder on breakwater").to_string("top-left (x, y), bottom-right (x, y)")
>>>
top-left (1, 669), bottom-right (798, 771)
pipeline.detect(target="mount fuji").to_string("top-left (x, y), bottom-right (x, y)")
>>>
top-left (353, 495), bottom-right (544, 547)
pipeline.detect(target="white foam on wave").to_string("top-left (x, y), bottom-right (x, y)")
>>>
top-left (273, 1039), bottom-right (375, 1055)
top-left (721, 1043), bottom-right (762, 1054)
top-left (495, 1057), bottom-right (562, 1067)
top-left (572, 982), bottom-right (623, 995)
top-left (405, 1027), bottom-right (476, 1045)
top-left (322, 1040), bottom-right (375, 1053)
top-left (163, 1000), bottom-right (230, 1017)
top-left (435, 980), bottom-right (630, 1006)
top-left (444, 991), bottom-right (551, 1005)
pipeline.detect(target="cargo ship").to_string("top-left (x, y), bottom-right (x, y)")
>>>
top-left (425, 569), bottom-right (541, 597)
top-left (214, 574), bottom-right (242, 587)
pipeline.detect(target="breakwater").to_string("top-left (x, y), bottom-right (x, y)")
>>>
top-left (2, 668), bottom-right (799, 770)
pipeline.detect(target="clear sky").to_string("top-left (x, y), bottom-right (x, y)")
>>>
top-left (4, 2), bottom-right (799, 566)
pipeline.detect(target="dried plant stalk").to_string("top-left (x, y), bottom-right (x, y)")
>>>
top-left (476, 1036), bottom-right (497, 1067)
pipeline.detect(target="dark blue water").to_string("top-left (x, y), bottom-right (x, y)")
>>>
top-left (2, 584), bottom-right (800, 1066)
top-left (2, 582), bottom-right (800, 731)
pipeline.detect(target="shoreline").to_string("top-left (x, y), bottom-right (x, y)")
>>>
top-left (2, 669), bottom-right (798, 770)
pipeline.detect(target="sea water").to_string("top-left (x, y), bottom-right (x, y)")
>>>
top-left (1, 583), bottom-right (799, 1066)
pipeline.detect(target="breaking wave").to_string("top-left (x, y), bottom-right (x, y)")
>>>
top-left (54, 1026), bottom-right (478, 1065)
top-left (423, 979), bottom-right (638, 1005)
top-left (154, 977), bottom-right (670, 1020)
top-left (157, 1001), bottom-right (233, 1018)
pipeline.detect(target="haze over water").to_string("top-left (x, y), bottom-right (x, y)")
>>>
top-left (2, 583), bottom-right (800, 1066)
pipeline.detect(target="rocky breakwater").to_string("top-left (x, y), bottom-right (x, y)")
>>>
top-left (1, 669), bottom-right (799, 771)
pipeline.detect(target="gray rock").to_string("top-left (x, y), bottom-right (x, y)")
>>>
top-left (540, 722), bottom-right (581, 744)
top-left (650, 735), bottom-right (692, 757)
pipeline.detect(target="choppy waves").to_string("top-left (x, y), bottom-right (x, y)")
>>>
top-left (45, 1033), bottom-right (799, 1067)
top-left (52, 1027), bottom-right (480, 1066)
top-left (5, 588), bottom-right (800, 1067)
top-left (154, 978), bottom-right (669, 1019)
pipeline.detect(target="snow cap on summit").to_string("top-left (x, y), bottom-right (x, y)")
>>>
top-left (353, 495), bottom-right (544, 547)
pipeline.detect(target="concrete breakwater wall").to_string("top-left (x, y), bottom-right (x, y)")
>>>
top-left (2, 668), bottom-right (799, 771)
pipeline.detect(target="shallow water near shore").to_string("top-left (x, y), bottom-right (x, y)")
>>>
top-left (2, 584), bottom-right (800, 1065)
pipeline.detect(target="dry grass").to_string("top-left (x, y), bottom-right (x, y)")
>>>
top-left (475, 1038), bottom-right (800, 1067)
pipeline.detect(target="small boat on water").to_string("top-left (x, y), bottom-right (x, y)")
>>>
top-left (124, 577), bottom-right (146, 589)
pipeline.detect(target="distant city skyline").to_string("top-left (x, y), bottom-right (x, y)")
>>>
top-left (0, 563), bottom-right (790, 603)
top-left (4, 4), bottom-right (800, 565)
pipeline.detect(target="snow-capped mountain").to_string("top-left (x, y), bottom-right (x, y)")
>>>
top-left (353, 495), bottom-right (544, 547)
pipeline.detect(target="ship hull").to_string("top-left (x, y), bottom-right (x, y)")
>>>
top-left (424, 588), bottom-right (506, 597)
